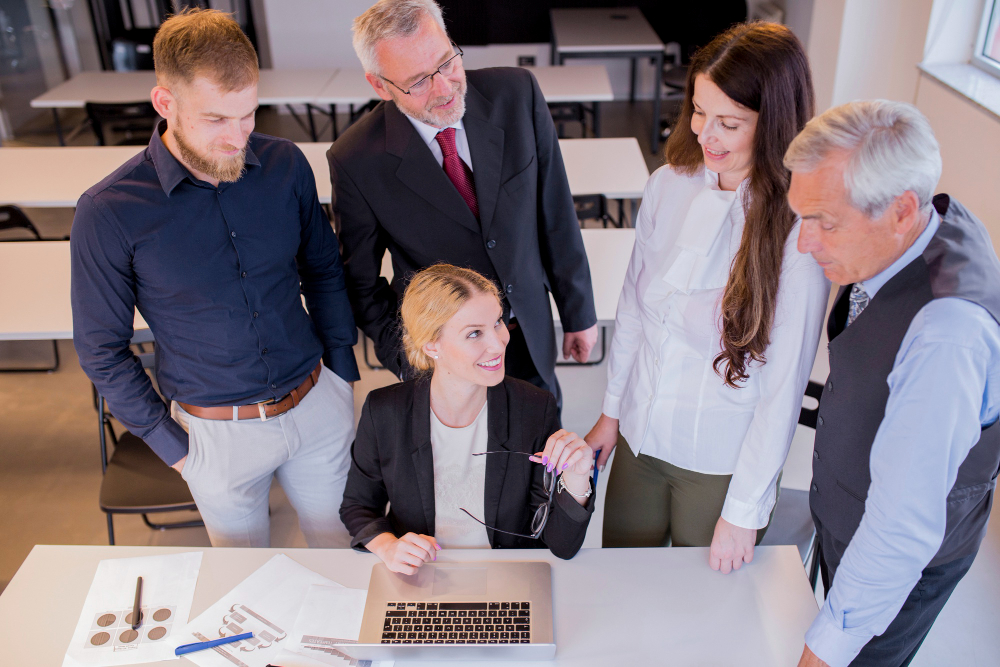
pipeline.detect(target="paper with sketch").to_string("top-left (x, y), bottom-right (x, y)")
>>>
top-left (177, 554), bottom-right (337, 667)
top-left (63, 551), bottom-right (203, 667)
top-left (274, 584), bottom-right (393, 667)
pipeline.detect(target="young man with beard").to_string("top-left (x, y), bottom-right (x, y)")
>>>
top-left (328, 0), bottom-right (598, 409)
top-left (71, 8), bottom-right (359, 548)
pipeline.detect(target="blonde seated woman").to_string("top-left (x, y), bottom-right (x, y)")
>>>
top-left (340, 264), bottom-right (595, 573)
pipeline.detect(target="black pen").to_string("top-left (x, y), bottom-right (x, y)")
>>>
top-left (131, 576), bottom-right (143, 630)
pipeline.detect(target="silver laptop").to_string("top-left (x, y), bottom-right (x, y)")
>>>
top-left (330, 561), bottom-right (556, 661)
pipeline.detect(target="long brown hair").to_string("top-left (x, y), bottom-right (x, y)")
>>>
top-left (664, 21), bottom-right (814, 387)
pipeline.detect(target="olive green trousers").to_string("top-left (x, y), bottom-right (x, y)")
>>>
top-left (603, 435), bottom-right (776, 548)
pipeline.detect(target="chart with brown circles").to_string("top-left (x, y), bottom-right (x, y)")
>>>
top-left (84, 606), bottom-right (177, 651)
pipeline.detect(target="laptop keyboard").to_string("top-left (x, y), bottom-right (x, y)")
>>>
top-left (381, 601), bottom-right (531, 644)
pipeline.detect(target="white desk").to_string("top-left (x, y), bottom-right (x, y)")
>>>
top-left (0, 544), bottom-right (817, 666)
top-left (0, 138), bottom-right (648, 208)
top-left (310, 65), bottom-right (616, 140)
top-left (29, 69), bottom-right (339, 143)
top-left (549, 7), bottom-right (665, 149)
top-left (0, 242), bottom-right (146, 341)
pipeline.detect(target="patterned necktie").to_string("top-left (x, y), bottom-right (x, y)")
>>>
top-left (434, 127), bottom-right (479, 219)
top-left (847, 283), bottom-right (870, 326)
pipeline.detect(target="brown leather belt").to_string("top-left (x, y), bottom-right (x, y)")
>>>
top-left (179, 362), bottom-right (323, 422)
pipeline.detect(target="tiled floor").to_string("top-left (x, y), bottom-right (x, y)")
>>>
top-left (2, 99), bottom-right (997, 664)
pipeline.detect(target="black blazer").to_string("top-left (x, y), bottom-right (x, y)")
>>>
top-left (340, 377), bottom-right (594, 559)
top-left (328, 67), bottom-right (597, 392)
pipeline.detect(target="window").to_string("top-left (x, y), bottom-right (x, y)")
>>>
top-left (974, 0), bottom-right (1000, 78)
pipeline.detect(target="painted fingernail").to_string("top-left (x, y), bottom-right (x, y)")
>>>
top-left (542, 456), bottom-right (549, 465)
top-left (561, 463), bottom-right (568, 470)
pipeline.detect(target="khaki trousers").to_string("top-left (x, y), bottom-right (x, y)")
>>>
top-left (603, 435), bottom-right (776, 548)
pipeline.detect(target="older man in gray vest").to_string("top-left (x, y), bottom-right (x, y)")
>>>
top-left (785, 100), bottom-right (1000, 667)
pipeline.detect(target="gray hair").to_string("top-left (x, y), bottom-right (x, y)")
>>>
top-left (352, 0), bottom-right (447, 77)
top-left (783, 100), bottom-right (942, 218)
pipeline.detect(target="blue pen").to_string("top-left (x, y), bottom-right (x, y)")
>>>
top-left (592, 449), bottom-right (601, 487)
top-left (175, 632), bottom-right (254, 656)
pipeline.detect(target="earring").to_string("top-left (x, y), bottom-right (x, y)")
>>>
top-left (432, 354), bottom-right (439, 359)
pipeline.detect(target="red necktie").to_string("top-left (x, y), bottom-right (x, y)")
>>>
top-left (434, 127), bottom-right (479, 219)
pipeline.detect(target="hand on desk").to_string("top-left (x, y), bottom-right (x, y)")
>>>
top-left (584, 413), bottom-right (619, 472)
top-left (368, 532), bottom-right (440, 575)
top-left (563, 324), bottom-right (599, 363)
top-left (171, 456), bottom-right (186, 474)
top-left (797, 645), bottom-right (830, 667)
top-left (709, 517), bottom-right (756, 574)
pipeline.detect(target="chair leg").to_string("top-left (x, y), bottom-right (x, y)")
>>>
top-left (141, 513), bottom-right (205, 531)
top-left (50, 339), bottom-right (60, 372)
top-left (107, 513), bottom-right (115, 545)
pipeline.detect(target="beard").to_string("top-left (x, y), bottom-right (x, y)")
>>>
top-left (173, 125), bottom-right (247, 183)
top-left (399, 76), bottom-right (467, 128)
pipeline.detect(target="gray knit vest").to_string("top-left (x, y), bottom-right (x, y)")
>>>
top-left (810, 194), bottom-right (1000, 567)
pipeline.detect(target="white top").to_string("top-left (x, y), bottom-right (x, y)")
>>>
top-left (430, 402), bottom-right (491, 548)
top-left (603, 165), bottom-right (830, 529)
top-left (406, 116), bottom-right (473, 171)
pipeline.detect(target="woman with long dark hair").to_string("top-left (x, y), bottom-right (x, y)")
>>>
top-left (585, 22), bottom-right (829, 572)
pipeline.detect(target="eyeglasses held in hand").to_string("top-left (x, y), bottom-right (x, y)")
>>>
top-left (459, 450), bottom-right (555, 540)
top-left (381, 44), bottom-right (464, 96)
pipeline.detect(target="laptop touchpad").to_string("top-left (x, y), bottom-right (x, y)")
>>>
top-left (432, 567), bottom-right (488, 596)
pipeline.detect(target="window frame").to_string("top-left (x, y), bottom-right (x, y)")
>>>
top-left (973, 0), bottom-right (1000, 78)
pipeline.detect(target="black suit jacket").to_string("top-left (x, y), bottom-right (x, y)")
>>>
top-left (340, 377), bottom-right (594, 559)
top-left (328, 67), bottom-right (597, 391)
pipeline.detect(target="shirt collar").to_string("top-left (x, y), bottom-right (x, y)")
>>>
top-left (404, 113), bottom-right (465, 147)
top-left (149, 119), bottom-right (261, 196)
top-left (861, 207), bottom-right (940, 299)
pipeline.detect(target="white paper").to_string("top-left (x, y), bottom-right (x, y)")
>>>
top-left (63, 551), bottom-right (203, 667)
top-left (177, 554), bottom-right (337, 667)
top-left (276, 585), bottom-right (392, 667)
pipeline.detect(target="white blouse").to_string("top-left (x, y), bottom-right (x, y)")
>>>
top-left (603, 165), bottom-right (830, 529)
top-left (430, 402), bottom-right (491, 548)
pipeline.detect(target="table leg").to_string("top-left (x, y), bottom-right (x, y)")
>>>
top-left (629, 57), bottom-right (637, 104)
top-left (593, 101), bottom-right (601, 137)
top-left (651, 51), bottom-right (664, 151)
top-left (52, 109), bottom-right (65, 146)
top-left (331, 105), bottom-right (338, 141)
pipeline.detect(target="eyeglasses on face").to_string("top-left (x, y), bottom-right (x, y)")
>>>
top-left (382, 43), bottom-right (464, 96)
top-left (459, 450), bottom-right (556, 540)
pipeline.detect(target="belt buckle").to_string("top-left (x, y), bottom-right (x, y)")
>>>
top-left (257, 399), bottom-right (276, 422)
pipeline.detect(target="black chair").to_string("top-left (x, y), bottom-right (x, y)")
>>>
top-left (659, 42), bottom-right (689, 141)
top-left (85, 101), bottom-right (159, 146)
top-left (573, 194), bottom-right (619, 229)
top-left (759, 380), bottom-right (824, 591)
top-left (96, 330), bottom-right (203, 544)
top-left (0, 206), bottom-right (60, 372)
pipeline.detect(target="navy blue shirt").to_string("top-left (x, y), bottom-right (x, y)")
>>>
top-left (71, 121), bottom-right (359, 465)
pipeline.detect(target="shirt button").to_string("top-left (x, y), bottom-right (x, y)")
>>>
top-left (487, 240), bottom-right (496, 249)
top-left (241, 271), bottom-right (247, 278)
top-left (827, 381), bottom-right (833, 392)
top-left (813, 450), bottom-right (820, 460)
top-left (817, 416), bottom-right (824, 426)
top-left (271, 383), bottom-right (277, 389)
top-left (506, 284), bottom-right (514, 293)
top-left (654, 358), bottom-right (659, 366)
top-left (253, 311), bottom-right (259, 318)
top-left (811, 482), bottom-right (819, 492)
top-left (231, 231), bottom-right (236, 238)
top-left (262, 348), bottom-right (268, 355)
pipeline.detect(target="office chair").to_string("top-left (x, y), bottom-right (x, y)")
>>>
top-left (759, 380), bottom-right (824, 592)
top-left (0, 206), bottom-right (60, 372)
top-left (573, 194), bottom-right (619, 229)
top-left (659, 42), bottom-right (689, 141)
top-left (85, 101), bottom-right (159, 146)
top-left (95, 330), bottom-right (203, 544)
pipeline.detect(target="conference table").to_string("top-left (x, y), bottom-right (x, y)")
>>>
top-left (31, 65), bottom-right (617, 144)
top-left (0, 544), bottom-right (818, 666)
top-left (550, 8), bottom-right (665, 150)
top-left (0, 137), bottom-right (649, 208)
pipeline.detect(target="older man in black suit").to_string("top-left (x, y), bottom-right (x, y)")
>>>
top-left (328, 0), bottom-right (597, 407)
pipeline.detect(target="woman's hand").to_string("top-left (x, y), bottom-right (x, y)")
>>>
top-left (531, 429), bottom-right (594, 477)
top-left (584, 413), bottom-right (619, 471)
top-left (367, 532), bottom-right (440, 575)
top-left (708, 517), bottom-right (757, 574)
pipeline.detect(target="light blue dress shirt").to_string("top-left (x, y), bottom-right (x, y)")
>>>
top-left (805, 209), bottom-right (1000, 666)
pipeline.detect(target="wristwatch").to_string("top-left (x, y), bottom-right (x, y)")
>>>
top-left (557, 474), bottom-right (592, 499)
